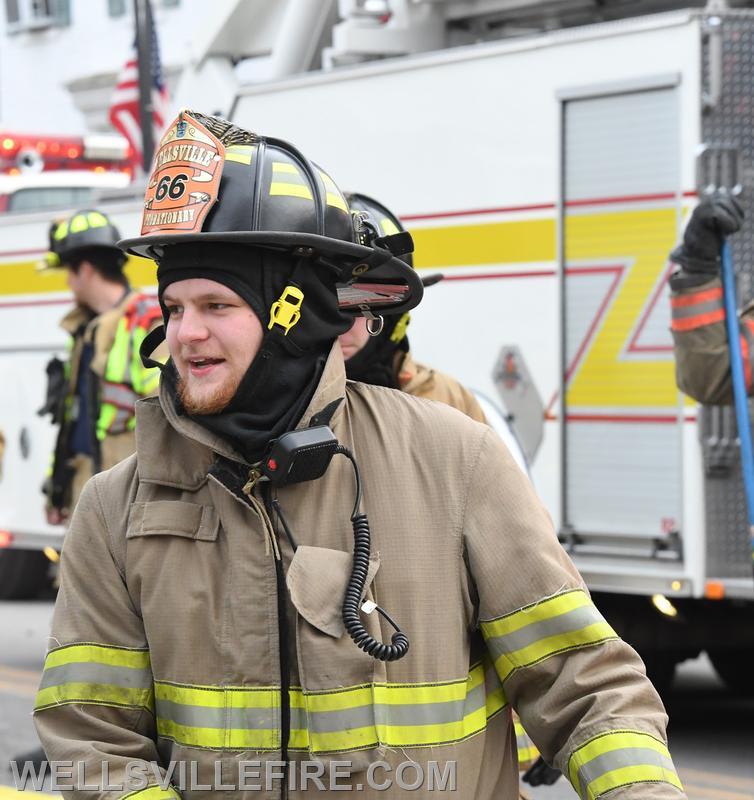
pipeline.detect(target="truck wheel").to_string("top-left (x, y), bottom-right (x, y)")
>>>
top-left (707, 647), bottom-right (754, 696)
top-left (0, 549), bottom-right (51, 600)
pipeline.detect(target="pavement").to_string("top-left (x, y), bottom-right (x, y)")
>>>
top-left (1, 597), bottom-right (753, 799)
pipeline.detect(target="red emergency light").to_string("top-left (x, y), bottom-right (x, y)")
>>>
top-left (0, 530), bottom-right (14, 548)
top-left (0, 131), bottom-right (133, 177)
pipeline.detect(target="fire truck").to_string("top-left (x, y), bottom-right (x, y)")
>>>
top-left (0, 131), bottom-right (132, 213)
top-left (0, 131), bottom-right (133, 598)
top-left (1, 7), bottom-right (753, 696)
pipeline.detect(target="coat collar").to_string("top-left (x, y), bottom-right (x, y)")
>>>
top-left (59, 287), bottom-right (136, 337)
top-left (136, 341), bottom-right (348, 489)
top-left (59, 304), bottom-right (93, 336)
top-left (397, 351), bottom-right (434, 395)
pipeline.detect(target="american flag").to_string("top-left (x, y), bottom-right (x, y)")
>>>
top-left (109, 0), bottom-right (169, 171)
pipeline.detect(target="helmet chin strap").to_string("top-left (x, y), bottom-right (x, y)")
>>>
top-left (140, 255), bottom-right (314, 372)
top-left (139, 325), bottom-right (168, 371)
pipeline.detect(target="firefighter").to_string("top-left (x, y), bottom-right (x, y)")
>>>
top-left (667, 192), bottom-right (748, 403)
top-left (34, 111), bottom-right (685, 799)
top-left (12, 210), bottom-right (166, 774)
top-left (340, 194), bottom-right (546, 796)
top-left (38, 209), bottom-right (165, 523)
top-left (340, 193), bottom-right (486, 423)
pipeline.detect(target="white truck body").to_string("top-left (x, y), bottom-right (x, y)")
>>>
top-left (1, 9), bottom-right (752, 683)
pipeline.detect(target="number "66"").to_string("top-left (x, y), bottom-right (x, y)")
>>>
top-left (155, 173), bottom-right (188, 202)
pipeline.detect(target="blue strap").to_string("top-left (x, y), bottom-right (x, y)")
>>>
top-left (720, 239), bottom-right (754, 566)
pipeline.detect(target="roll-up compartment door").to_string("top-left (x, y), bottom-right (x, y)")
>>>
top-left (562, 87), bottom-right (682, 539)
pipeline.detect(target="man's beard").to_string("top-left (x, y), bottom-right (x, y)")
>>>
top-left (177, 372), bottom-right (241, 415)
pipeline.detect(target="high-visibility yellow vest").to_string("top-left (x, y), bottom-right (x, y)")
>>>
top-left (97, 296), bottom-right (163, 440)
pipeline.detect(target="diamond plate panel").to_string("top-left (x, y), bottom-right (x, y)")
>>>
top-left (701, 11), bottom-right (754, 578)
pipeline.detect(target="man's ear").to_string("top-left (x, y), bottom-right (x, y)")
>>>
top-left (77, 260), bottom-right (95, 280)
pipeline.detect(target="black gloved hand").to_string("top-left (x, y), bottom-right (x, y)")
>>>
top-left (522, 756), bottom-right (562, 786)
top-left (670, 192), bottom-right (744, 275)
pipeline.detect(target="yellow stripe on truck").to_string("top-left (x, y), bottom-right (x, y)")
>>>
top-left (0, 256), bottom-right (157, 297)
top-left (411, 218), bottom-right (556, 269)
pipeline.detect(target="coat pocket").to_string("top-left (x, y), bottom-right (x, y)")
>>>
top-left (286, 545), bottom-right (379, 638)
top-left (286, 545), bottom-right (387, 769)
top-left (127, 500), bottom-right (219, 541)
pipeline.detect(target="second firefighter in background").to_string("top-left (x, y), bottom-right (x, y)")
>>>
top-left (338, 193), bottom-right (544, 795)
top-left (39, 209), bottom-right (165, 522)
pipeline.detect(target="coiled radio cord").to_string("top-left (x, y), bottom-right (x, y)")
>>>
top-left (336, 445), bottom-right (409, 662)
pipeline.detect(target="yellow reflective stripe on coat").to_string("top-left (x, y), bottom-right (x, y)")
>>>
top-left (122, 785), bottom-right (181, 800)
top-left (299, 663), bottom-right (497, 752)
top-left (481, 589), bottom-right (618, 681)
top-left (154, 662), bottom-right (507, 753)
top-left (514, 718), bottom-right (539, 768)
top-left (568, 730), bottom-right (683, 800)
top-left (293, 660), bottom-right (507, 752)
top-left (130, 326), bottom-right (161, 395)
top-left (155, 682), bottom-right (279, 750)
top-left (35, 643), bottom-right (153, 712)
top-left (105, 316), bottom-right (132, 383)
top-left (98, 301), bottom-right (162, 439)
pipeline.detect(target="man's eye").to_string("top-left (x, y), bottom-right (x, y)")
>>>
top-left (209, 303), bottom-right (229, 310)
top-left (165, 305), bottom-right (182, 316)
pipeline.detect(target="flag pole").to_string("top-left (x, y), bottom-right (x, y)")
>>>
top-left (134, 0), bottom-right (155, 171)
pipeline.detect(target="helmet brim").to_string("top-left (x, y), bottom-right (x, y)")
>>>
top-left (118, 231), bottom-right (423, 315)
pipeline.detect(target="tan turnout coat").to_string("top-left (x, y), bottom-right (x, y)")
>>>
top-left (670, 276), bottom-right (754, 405)
top-left (35, 345), bottom-right (684, 799)
top-left (54, 291), bottom-right (165, 510)
top-left (396, 352), bottom-right (487, 424)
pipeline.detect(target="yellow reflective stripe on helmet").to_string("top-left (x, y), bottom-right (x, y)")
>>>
top-left (272, 162), bottom-right (299, 175)
top-left (122, 785), bottom-right (181, 800)
top-left (481, 589), bottom-right (618, 682)
top-left (69, 213), bottom-right (89, 233)
top-left (225, 144), bottom-right (254, 165)
top-left (35, 643), bottom-right (153, 713)
top-left (379, 217), bottom-right (400, 236)
top-left (53, 220), bottom-right (69, 240)
top-left (317, 170), bottom-right (348, 213)
top-left (87, 211), bottom-right (109, 228)
top-left (567, 730), bottom-right (683, 800)
top-left (39, 251), bottom-right (61, 270)
top-left (271, 162), bottom-right (314, 201)
top-left (270, 182), bottom-right (313, 201)
top-left (390, 312), bottom-right (410, 344)
top-left (325, 192), bottom-right (348, 212)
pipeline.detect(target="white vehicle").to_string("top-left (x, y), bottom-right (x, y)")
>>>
top-left (0, 134), bottom-right (134, 598)
top-left (2, 8), bottom-right (753, 694)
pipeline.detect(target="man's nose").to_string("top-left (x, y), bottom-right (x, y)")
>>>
top-left (176, 308), bottom-right (209, 344)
